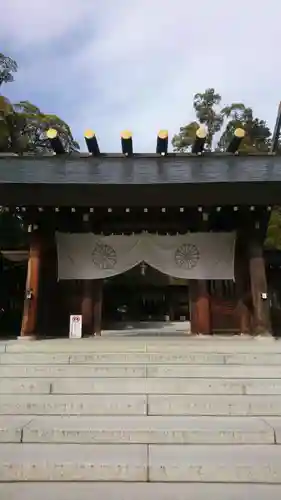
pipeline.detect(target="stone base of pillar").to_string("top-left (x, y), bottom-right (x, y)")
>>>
top-left (253, 330), bottom-right (272, 337)
top-left (17, 335), bottom-right (36, 341)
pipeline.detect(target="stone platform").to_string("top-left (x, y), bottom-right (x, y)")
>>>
top-left (1, 335), bottom-right (281, 499)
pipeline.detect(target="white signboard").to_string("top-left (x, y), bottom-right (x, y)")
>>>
top-left (69, 315), bottom-right (82, 339)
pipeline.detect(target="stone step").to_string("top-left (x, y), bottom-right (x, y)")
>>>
top-left (69, 352), bottom-right (281, 365)
top-left (148, 364), bottom-right (281, 378)
top-left (0, 379), bottom-right (51, 394)
top-left (149, 394), bottom-right (281, 416)
top-left (0, 353), bottom-right (70, 364)
top-left (0, 416), bottom-right (32, 443)
top-left (0, 394), bottom-right (147, 415)
top-left (262, 418), bottom-right (281, 443)
top-left (20, 415), bottom-right (275, 444)
top-left (4, 337), bottom-right (281, 353)
top-left (1, 363), bottom-right (281, 378)
top-left (1, 394), bottom-right (281, 416)
top-left (0, 363), bottom-right (146, 378)
top-left (2, 377), bottom-right (281, 395)
top-left (50, 377), bottom-right (281, 395)
top-left (0, 443), bottom-right (146, 482)
top-left (1, 444), bottom-right (281, 483)
top-left (148, 444), bottom-right (281, 483)
top-left (1, 483), bottom-right (281, 500)
top-left (3, 351), bottom-right (281, 365)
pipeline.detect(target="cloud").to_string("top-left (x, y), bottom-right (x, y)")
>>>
top-left (1, 0), bottom-right (281, 151)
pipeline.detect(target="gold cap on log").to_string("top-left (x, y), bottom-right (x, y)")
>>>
top-left (234, 128), bottom-right (245, 138)
top-left (196, 125), bottom-right (207, 139)
top-left (46, 128), bottom-right (58, 139)
top-left (121, 130), bottom-right (132, 139)
top-left (84, 129), bottom-right (95, 139)
top-left (158, 129), bottom-right (168, 139)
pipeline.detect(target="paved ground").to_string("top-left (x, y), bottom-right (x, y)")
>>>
top-left (1, 334), bottom-right (281, 499)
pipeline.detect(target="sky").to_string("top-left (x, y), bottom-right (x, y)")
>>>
top-left (1, 0), bottom-right (281, 152)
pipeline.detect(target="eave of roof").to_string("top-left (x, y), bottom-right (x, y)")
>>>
top-left (0, 153), bottom-right (281, 185)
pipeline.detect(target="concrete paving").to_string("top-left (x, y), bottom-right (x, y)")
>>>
top-left (3, 335), bottom-right (281, 352)
top-left (1, 336), bottom-right (281, 498)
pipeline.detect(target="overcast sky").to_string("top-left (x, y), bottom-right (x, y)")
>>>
top-left (1, 0), bottom-right (281, 152)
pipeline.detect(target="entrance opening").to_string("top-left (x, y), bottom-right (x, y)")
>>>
top-left (102, 264), bottom-right (190, 329)
top-left (0, 255), bottom-right (27, 338)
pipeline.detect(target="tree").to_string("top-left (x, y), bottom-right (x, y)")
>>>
top-left (172, 88), bottom-right (272, 153)
top-left (0, 52), bottom-right (79, 153)
top-left (0, 53), bottom-right (79, 250)
top-left (218, 103), bottom-right (271, 152)
top-left (172, 121), bottom-right (199, 152)
top-left (265, 208), bottom-right (281, 250)
top-left (0, 208), bottom-right (28, 248)
top-left (12, 101), bottom-right (79, 153)
top-left (193, 88), bottom-right (223, 147)
top-left (0, 99), bottom-right (79, 153)
top-left (172, 88), bottom-right (223, 151)
top-left (0, 53), bottom-right (17, 87)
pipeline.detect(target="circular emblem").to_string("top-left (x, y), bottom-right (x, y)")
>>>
top-left (92, 241), bottom-right (117, 270)
top-left (175, 243), bottom-right (200, 269)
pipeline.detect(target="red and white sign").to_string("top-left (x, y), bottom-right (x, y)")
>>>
top-left (69, 315), bottom-right (82, 339)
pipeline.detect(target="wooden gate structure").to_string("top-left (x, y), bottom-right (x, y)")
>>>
top-left (0, 130), bottom-right (281, 337)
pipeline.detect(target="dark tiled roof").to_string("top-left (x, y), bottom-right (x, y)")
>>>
top-left (0, 154), bottom-right (281, 185)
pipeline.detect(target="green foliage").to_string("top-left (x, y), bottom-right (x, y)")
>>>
top-left (265, 208), bottom-right (281, 250)
top-left (0, 53), bottom-right (17, 87)
top-left (193, 88), bottom-right (223, 147)
top-left (219, 103), bottom-right (271, 152)
top-left (0, 99), bottom-right (79, 153)
top-left (0, 53), bottom-right (79, 249)
top-left (172, 88), bottom-right (223, 151)
top-left (0, 209), bottom-right (27, 249)
top-left (172, 121), bottom-right (199, 152)
top-left (172, 88), bottom-right (272, 153)
top-left (0, 53), bottom-right (79, 153)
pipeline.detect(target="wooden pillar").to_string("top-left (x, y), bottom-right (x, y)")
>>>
top-left (81, 280), bottom-right (93, 335)
top-left (248, 234), bottom-right (272, 335)
top-left (190, 279), bottom-right (211, 334)
top-left (235, 233), bottom-right (251, 334)
top-left (93, 279), bottom-right (103, 335)
top-left (20, 232), bottom-right (42, 338)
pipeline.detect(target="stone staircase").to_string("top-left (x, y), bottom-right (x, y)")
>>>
top-left (1, 336), bottom-right (281, 499)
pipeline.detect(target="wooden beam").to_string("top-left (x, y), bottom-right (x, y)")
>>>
top-left (20, 232), bottom-right (42, 338)
top-left (248, 234), bottom-right (272, 335)
top-left (93, 279), bottom-right (103, 335)
top-left (81, 280), bottom-right (93, 335)
top-left (190, 280), bottom-right (211, 334)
